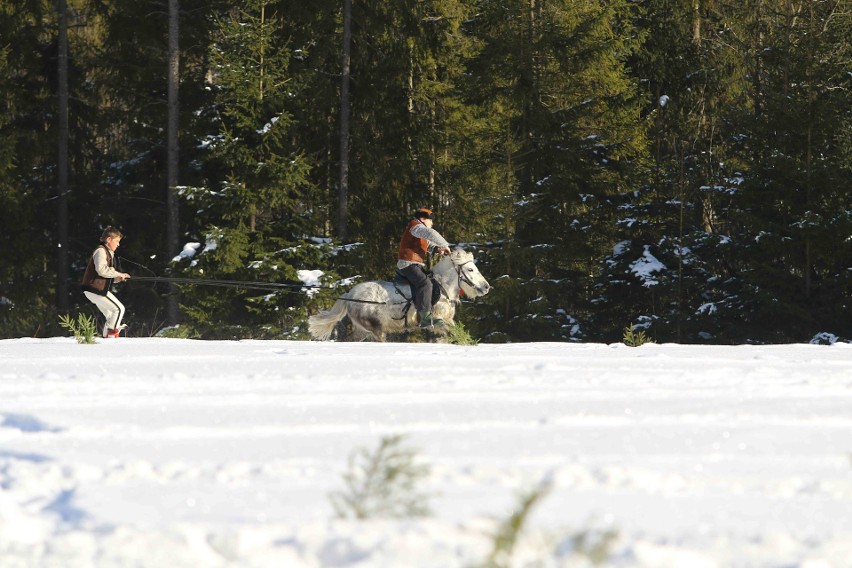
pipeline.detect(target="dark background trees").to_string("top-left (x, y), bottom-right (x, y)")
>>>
top-left (1, 0), bottom-right (848, 343)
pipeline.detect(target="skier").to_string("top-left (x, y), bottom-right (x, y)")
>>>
top-left (80, 226), bottom-right (131, 338)
top-left (397, 208), bottom-right (451, 328)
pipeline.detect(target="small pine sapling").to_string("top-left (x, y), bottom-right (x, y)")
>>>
top-left (441, 321), bottom-right (479, 346)
top-left (481, 482), bottom-right (551, 568)
top-left (623, 323), bottom-right (653, 347)
top-left (329, 434), bottom-right (432, 519)
top-left (59, 313), bottom-right (97, 344)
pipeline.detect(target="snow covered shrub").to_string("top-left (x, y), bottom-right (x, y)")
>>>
top-left (810, 332), bottom-right (845, 345)
top-left (329, 434), bottom-right (431, 520)
top-left (58, 313), bottom-right (97, 344)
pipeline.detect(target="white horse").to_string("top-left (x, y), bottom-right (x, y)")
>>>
top-left (308, 248), bottom-right (491, 342)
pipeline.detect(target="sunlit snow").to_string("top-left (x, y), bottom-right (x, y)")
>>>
top-left (1, 338), bottom-right (850, 567)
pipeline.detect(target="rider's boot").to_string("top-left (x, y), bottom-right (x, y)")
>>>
top-left (418, 310), bottom-right (444, 328)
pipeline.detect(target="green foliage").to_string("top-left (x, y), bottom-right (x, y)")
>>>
top-left (0, 3), bottom-right (60, 338)
top-left (326, 438), bottom-right (618, 566)
top-left (473, 480), bottom-right (620, 567)
top-left (169, 234), bottom-right (351, 340)
top-left (462, 244), bottom-right (588, 343)
top-left (480, 483), bottom-right (551, 568)
top-left (206, 1), bottom-right (315, 239)
top-left (440, 321), bottom-right (478, 346)
top-left (1, 0), bottom-right (849, 343)
top-left (623, 323), bottom-right (653, 347)
top-left (0, 296), bottom-right (55, 339)
top-left (464, 0), bottom-right (649, 343)
top-left (570, 529), bottom-right (619, 566)
top-left (59, 313), bottom-right (97, 344)
top-left (156, 325), bottom-right (196, 339)
top-left (329, 434), bottom-right (432, 520)
top-left (0, 45), bottom-right (14, 176)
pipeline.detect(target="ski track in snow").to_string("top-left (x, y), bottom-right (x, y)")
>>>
top-left (0, 338), bottom-right (851, 567)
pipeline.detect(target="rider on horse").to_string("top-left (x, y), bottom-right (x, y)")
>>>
top-left (397, 208), bottom-right (451, 328)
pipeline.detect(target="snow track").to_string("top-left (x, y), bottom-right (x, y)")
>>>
top-left (1, 338), bottom-right (850, 567)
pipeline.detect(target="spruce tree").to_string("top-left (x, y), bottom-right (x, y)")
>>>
top-left (0, 1), bottom-right (63, 336)
top-left (467, 0), bottom-right (648, 341)
top-left (717, 0), bottom-right (851, 341)
top-left (169, 0), bottom-right (323, 338)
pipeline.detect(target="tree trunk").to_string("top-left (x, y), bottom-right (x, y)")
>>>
top-left (337, 0), bottom-right (352, 240)
top-left (253, 2), bottom-right (264, 235)
top-left (57, 0), bottom-right (69, 313)
top-left (692, 0), bottom-right (701, 45)
top-left (803, 1), bottom-right (814, 299)
top-left (259, 2), bottom-right (265, 101)
top-left (166, 0), bottom-right (180, 325)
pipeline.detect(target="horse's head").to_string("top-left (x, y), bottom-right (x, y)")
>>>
top-left (448, 248), bottom-right (491, 298)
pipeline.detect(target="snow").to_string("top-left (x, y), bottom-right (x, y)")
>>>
top-left (257, 116), bottom-right (279, 135)
top-left (696, 302), bottom-right (718, 315)
top-left (630, 245), bottom-right (667, 287)
top-left (1, 338), bottom-right (851, 567)
top-left (172, 242), bottom-right (202, 263)
top-left (297, 270), bottom-right (324, 298)
top-left (613, 240), bottom-right (630, 256)
top-left (202, 237), bottom-right (218, 254)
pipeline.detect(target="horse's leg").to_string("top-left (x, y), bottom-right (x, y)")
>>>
top-left (360, 308), bottom-right (391, 342)
top-left (348, 327), bottom-right (371, 342)
top-left (333, 316), bottom-right (350, 341)
top-left (348, 305), bottom-right (386, 342)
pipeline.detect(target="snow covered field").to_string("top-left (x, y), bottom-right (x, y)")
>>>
top-left (1, 338), bottom-right (851, 567)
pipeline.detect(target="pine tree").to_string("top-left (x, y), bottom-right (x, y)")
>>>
top-left (169, 0), bottom-right (322, 337)
top-left (719, 0), bottom-right (851, 341)
top-left (594, 0), bottom-right (784, 344)
top-left (1, 0), bottom-right (848, 342)
top-left (466, 0), bottom-right (648, 341)
top-left (0, 1), bottom-right (63, 336)
top-left (207, 1), bottom-right (313, 237)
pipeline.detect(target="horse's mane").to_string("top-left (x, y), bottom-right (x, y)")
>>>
top-left (434, 248), bottom-right (473, 273)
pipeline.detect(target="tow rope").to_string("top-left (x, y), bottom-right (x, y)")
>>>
top-left (132, 275), bottom-right (317, 291)
top-left (129, 276), bottom-right (390, 305)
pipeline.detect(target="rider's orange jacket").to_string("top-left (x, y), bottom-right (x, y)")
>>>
top-left (397, 219), bottom-right (429, 264)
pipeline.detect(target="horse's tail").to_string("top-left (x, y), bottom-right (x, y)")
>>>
top-left (308, 298), bottom-right (349, 341)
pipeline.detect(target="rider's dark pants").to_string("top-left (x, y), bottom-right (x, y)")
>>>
top-left (399, 264), bottom-right (432, 314)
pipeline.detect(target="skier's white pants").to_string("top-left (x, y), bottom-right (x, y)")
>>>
top-left (84, 291), bottom-right (125, 337)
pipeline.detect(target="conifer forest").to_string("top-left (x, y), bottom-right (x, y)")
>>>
top-left (1, 0), bottom-right (849, 343)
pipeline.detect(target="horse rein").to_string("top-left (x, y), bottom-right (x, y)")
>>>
top-left (453, 260), bottom-right (478, 291)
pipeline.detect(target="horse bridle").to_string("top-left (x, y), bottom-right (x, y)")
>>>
top-left (426, 257), bottom-right (477, 304)
top-left (453, 259), bottom-right (478, 291)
